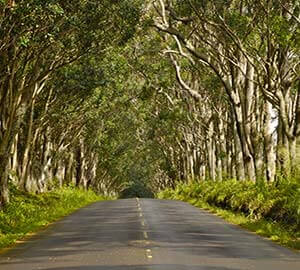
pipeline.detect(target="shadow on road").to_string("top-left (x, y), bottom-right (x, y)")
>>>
top-left (42, 265), bottom-right (239, 270)
top-left (1, 199), bottom-right (299, 270)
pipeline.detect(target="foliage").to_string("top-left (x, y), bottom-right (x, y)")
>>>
top-left (119, 182), bottom-right (154, 199)
top-left (0, 185), bottom-right (104, 249)
top-left (195, 200), bottom-right (300, 250)
top-left (158, 178), bottom-right (300, 231)
top-left (158, 178), bottom-right (300, 249)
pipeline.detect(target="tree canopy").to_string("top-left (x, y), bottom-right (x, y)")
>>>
top-left (0, 0), bottom-right (299, 204)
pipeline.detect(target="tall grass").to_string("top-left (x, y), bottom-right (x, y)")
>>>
top-left (158, 178), bottom-right (300, 249)
top-left (0, 186), bottom-right (104, 249)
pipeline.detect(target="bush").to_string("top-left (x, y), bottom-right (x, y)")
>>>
top-left (158, 178), bottom-right (300, 230)
top-left (0, 186), bottom-right (103, 248)
top-left (119, 182), bottom-right (154, 198)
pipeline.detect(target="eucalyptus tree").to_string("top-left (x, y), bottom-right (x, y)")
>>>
top-left (0, 0), bottom-right (142, 206)
top-left (244, 0), bottom-right (300, 176)
top-left (151, 0), bottom-right (300, 182)
top-left (152, 0), bottom-right (259, 181)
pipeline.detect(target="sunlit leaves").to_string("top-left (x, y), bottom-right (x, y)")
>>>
top-left (47, 3), bottom-right (64, 15)
top-left (270, 15), bottom-right (295, 47)
top-left (19, 35), bottom-right (30, 47)
top-left (224, 11), bottom-right (250, 38)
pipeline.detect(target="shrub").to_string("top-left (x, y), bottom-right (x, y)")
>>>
top-left (0, 186), bottom-right (103, 248)
top-left (119, 182), bottom-right (154, 198)
top-left (158, 178), bottom-right (300, 230)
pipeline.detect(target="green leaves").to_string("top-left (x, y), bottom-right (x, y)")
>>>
top-left (159, 178), bottom-right (300, 229)
top-left (119, 182), bottom-right (154, 198)
top-left (224, 11), bottom-right (250, 38)
top-left (0, 187), bottom-right (103, 248)
top-left (270, 15), bottom-right (293, 47)
top-left (19, 35), bottom-right (30, 47)
top-left (47, 3), bottom-right (64, 15)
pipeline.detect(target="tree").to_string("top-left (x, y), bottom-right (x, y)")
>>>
top-left (0, 0), bottom-right (142, 206)
top-left (151, 0), bottom-right (300, 182)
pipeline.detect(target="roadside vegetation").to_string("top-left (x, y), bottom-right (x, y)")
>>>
top-left (0, 185), bottom-right (103, 249)
top-left (158, 178), bottom-right (300, 250)
top-left (119, 182), bottom-right (155, 199)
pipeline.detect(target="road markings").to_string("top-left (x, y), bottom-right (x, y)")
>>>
top-left (136, 197), bottom-right (151, 261)
top-left (146, 248), bottom-right (153, 259)
top-left (136, 197), bottom-right (143, 217)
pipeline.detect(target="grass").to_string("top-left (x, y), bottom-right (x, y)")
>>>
top-left (0, 186), bottom-right (105, 250)
top-left (158, 179), bottom-right (300, 251)
top-left (191, 199), bottom-right (300, 250)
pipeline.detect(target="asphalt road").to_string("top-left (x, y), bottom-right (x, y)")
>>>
top-left (0, 198), bottom-right (300, 270)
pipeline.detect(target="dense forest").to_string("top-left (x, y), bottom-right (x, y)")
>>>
top-left (0, 0), bottom-right (299, 207)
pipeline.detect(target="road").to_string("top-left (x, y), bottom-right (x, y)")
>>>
top-left (0, 198), bottom-right (300, 270)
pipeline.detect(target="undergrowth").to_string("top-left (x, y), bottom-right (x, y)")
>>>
top-left (158, 178), bottom-right (300, 250)
top-left (0, 186), bottom-right (104, 249)
top-left (119, 182), bottom-right (154, 198)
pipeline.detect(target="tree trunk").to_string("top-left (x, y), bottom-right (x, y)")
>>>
top-left (10, 133), bottom-right (19, 185)
top-left (40, 133), bottom-right (53, 192)
top-left (277, 122), bottom-right (291, 178)
top-left (263, 101), bottom-right (276, 182)
top-left (19, 100), bottom-right (36, 191)
top-left (233, 121), bottom-right (245, 180)
top-left (0, 154), bottom-right (10, 207)
top-left (0, 100), bottom-right (27, 205)
top-left (207, 120), bottom-right (216, 180)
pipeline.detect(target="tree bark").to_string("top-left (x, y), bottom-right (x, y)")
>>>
top-left (263, 101), bottom-right (276, 182)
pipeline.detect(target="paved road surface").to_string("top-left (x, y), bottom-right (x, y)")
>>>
top-left (0, 199), bottom-right (299, 270)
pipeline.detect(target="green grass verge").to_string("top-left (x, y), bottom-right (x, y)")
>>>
top-left (190, 198), bottom-right (300, 250)
top-left (158, 179), bottom-right (300, 251)
top-left (0, 186), bottom-right (105, 249)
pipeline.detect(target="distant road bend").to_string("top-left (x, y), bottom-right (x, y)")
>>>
top-left (0, 199), bottom-right (300, 270)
